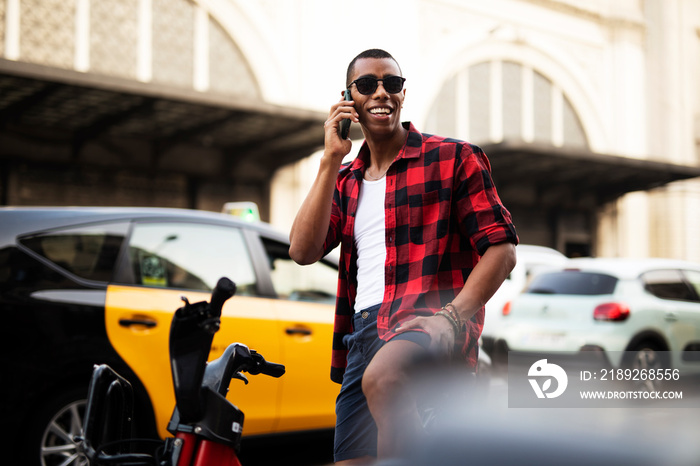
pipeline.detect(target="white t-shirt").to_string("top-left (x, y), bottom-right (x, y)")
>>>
top-left (354, 177), bottom-right (387, 313)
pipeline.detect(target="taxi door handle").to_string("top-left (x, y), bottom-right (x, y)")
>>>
top-left (119, 318), bottom-right (157, 328)
top-left (664, 312), bottom-right (678, 322)
top-left (285, 326), bottom-right (312, 336)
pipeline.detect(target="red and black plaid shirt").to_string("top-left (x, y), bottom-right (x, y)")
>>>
top-left (323, 122), bottom-right (518, 383)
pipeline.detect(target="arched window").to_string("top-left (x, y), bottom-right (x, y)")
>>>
top-left (425, 60), bottom-right (588, 149)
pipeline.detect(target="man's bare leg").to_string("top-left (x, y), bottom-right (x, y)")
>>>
top-left (361, 339), bottom-right (426, 459)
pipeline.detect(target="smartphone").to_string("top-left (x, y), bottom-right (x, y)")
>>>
top-left (339, 89), bottom-right (351, 139)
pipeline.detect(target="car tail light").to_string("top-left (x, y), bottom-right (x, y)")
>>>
top-left (593, 303), bottom-right (630, 321)
top-left (502, 301), bottom-right (512, 316)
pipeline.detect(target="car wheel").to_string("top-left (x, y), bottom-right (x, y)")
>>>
top-left (627, 342), bottom-right (668, 392)
top-left (24, 387), bottom-right (88, 466)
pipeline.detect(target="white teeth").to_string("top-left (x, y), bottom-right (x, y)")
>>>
top-left (369, 107), bottom-right (391, 114)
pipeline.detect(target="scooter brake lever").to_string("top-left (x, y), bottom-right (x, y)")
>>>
top-left (232, 372), bottom-right (249, 385)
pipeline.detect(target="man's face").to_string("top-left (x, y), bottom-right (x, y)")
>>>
top-left (347, 58), bottom-right (405, 138)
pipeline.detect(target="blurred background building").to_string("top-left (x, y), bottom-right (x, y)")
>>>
top-left (1, 0), bottom-right (699, 261)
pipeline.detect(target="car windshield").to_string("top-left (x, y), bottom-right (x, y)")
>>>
top-left (525, 270), bottom-right (618, 295)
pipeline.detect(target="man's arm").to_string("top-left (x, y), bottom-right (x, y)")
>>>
top-left (449, 241), bottom-right (517, 323)
top-left (289, 96), bottom-right (357, 265)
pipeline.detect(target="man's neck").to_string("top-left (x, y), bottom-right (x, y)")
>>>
top-left (365, 124), bottom-right (408, 169)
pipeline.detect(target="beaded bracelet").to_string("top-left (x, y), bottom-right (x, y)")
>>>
top-left (435, 310), bottom-right (460, 338)
top-left (442, 303), bottom-right (463, 330)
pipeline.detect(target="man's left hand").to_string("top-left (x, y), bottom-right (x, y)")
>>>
top-left (395, 314), bottom-right (455, 356)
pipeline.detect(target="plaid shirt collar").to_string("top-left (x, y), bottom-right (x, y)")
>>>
top-left (348, 122), bottom-right (423, 176)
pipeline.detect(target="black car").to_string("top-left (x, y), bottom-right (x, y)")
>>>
top-left (0, 207), bottom-right (340, 466)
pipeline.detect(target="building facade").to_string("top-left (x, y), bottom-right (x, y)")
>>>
top-left (269, 0), bottom-right (700, 261)
top-left (1, 0), bottom-right (699, 260)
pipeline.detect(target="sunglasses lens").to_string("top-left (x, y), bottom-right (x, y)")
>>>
top-left (384, 77), bottom-right (404, 93)
top-left (355, 78), bottom-right (377, 95)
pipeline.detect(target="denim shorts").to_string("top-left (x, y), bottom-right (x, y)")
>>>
top-left (333, 305), bottom-right (431, 462)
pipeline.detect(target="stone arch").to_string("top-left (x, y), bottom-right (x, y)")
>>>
top-left (3, 0), bottom-right (263, 99)
top-left (145, 0), bottom-right (262, 98)
top-left (422, 38), bottom-right (607, 153)
top-left (195, 0), bottom-right (290, 103)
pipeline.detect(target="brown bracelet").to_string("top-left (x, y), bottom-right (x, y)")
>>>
top-left (435, 310), bottom-right (460, 338)
top-left (442, 303), bottom-right (462, 330)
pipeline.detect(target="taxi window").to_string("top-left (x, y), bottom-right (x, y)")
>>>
top-left (19, 222), bottom-right (128, 282)
top-left (261, 237), bottom-right (337, 305)
top-left (126, 222), bottom-right (257, 295)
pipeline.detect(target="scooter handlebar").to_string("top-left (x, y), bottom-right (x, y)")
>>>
top-left (248, 350), bottom-right (286, 378)
top-left (209, 277), bottom-right (236, 317)
top-left (260, 361), bottom-right (286, 378)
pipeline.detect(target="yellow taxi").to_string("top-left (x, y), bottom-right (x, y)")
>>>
top-left (0, 207), bottom-right (339, 466)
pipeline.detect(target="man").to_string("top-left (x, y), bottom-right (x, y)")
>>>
top-left (289, 49), bottom-right (518, 464)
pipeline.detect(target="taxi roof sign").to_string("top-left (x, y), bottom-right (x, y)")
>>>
top-left (222, 202), bottom-right (260, 222)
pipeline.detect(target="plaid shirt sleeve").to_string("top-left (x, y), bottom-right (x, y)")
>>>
top-left (449, 141), bottom-right (519, 361)
top-left (324, 164), bottom-right (359, 383)
top-left (455, 142), bottom-right (517, 255)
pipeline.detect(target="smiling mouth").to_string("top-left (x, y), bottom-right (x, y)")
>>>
top-left (369, 107), bottom-right (392, 115)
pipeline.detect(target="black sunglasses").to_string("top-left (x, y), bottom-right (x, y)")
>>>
top-left (349, 76), bottom-right (406, 95)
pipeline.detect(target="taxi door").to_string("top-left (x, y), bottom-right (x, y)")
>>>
top-left (273, 298), bottom-right (339, 431)
top-left (105, 221), bottom-right (286, 439)
top-left (254, 236), bottom-right (340, 432)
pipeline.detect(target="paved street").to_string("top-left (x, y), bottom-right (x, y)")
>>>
top-left (238, 430), bottom-right (334, 465)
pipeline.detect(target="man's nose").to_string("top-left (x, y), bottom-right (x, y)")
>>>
top-left (372, 80), bottom-right (390, 97)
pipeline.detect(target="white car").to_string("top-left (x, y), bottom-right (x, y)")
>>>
top-left (491, 257), bottom-right (700, 373)
top-left (480, 245), bottom-right (568, 357)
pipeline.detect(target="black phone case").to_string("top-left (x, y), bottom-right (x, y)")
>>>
top-left (340, 89), bottom-right (351, 139)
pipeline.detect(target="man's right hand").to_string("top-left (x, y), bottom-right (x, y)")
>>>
top-left (289, 95), bottom-right (358, 265)
top-left (324, 95), bottom-right (358, 159)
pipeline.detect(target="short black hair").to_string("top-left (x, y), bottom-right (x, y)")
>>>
top-left (346, 49), bottom-right (402, 87)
